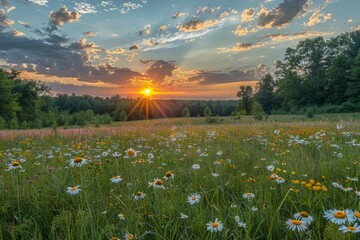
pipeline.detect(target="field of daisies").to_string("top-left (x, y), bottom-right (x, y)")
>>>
top-left (1, 120), bottom-right (360, 239)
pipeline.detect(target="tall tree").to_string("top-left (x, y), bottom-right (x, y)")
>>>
top-left (236, 85), bottom-right (253, 115)
top-left (255, 74), bottom-right (274, 114)
top-left (347, 50), bottom-right (360, 102)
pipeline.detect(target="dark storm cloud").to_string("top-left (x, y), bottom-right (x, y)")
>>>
top-left (257, 0), bottom-right (309, 28)
top-left (0, 8), bottom-right (14, 27)
top-left (0, 30), bottom-right (142, 85)
top-left (145, 60), bottom-right (176, 84)
top-left (129, 44), bottom-right (139, 51)
top-left (189, 64), bottom-right (269, 84)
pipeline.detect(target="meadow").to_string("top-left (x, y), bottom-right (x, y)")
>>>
top-left (1, 116), bottom-right (360, 239)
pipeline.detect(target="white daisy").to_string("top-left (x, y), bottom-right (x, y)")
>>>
top-left (187, 193), bottom-right (201, 205)
top-left (338, 223), bottom-right (360, 233)
top-left (285, 219), bottom-right (307, 232)
top-left (294, 211), bottom-right (314, 224)
top-left (69, 157), bottom-right (88, 167)
top-left (192, 164), bottom-right (200, 170)
top-left (324, 209), bottom-right (354, 225)
top-left (66, 185), bottom-right (81, 195)
top-left (134, 191), bottom-right (146, 200)
top-left (242, 192), bottom-right (255, 201)
top-left (206, 218), bottom-right (223, 232)
top-left (110, 175), bottom-right (123, 183)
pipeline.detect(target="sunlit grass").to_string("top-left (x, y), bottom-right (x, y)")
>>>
top-left (1, 120), bottom-right (360, 239)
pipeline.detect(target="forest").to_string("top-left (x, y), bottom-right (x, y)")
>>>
top-left (0, 30), bottom-right (360, 129)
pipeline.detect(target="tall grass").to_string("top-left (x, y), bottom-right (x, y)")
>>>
top-left (1, 121), bottom-right (360, 239)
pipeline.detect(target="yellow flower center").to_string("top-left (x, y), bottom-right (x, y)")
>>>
top-left (246, 192), bottom-right (252, 196)
top-left (291, 219), bottom-right (302, 225)
top-left (211, 222), bottom-right (219, 228)
top-left (136, 192), bottom-right (142, 196)
top-left (300, 211), bottom-right (309, 217)
top-left (111, 237), bottom-right (118, 240)
top-left (333, 211), bottom-right (346, 219)
top-left (354, 212), bottom-right (360, 218)
top-left (70, 187), bottom-right (77, 191)
top-left (12, 161), bottom-right (20, 167)
top-left (348, 226), bottom-right (356, 231)
top-left (127, 150), bottom-right (135, 157)
top-left (155, 179), bottom-right (162, 185)
top-left (114, 176), bottom-right (120, 179)
top-left (165, 171), bottom-right (172, 177)
top-left (128, 234), bottom-right (134, 240)
top-left (191, 196), bottom-right (197, 200)
top-left (278, 177), bottom-right (283, 181)
top-left (74, 157), bottom-right (83, 163)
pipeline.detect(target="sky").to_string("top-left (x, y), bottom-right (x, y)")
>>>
top-left (0, 0), bottom-right (359, 99)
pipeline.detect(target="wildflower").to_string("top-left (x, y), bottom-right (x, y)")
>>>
top-left (206, 218), bottom-right (223, 232)
top-left (324, 209), bottom-right (354, 225)
top-left (147, 153), bottom-right (154, 159)
top-left (332, 182), bottom-right (343, 188)
top-left (151, 178), bottom-right (165, 189)
top-left (212, 173), bottom-right (220, 177)
top-left (124, 233), bottom-right (135, 240)
top-left (66, 185), bottom-right (81, 195)
top-left (251, 206), bottom-right (258, 212)
top-left (112, 152), bottom-right (121, 157)
top-left (125, 148), bottom-right (137, 158)
top-left (7, 160), bottom-right (22, 170)
top-left (188, 193), bottom-right (201, 205)
top-left (267, 165), bottom-right (275, 171)
top-left (134, 191), bottom-right (146, 200)
top-left (216, 151), bottom-right (222, 156)
top-left (285, 219), bottom-right (307, 232)
top-left (164, 171), bottom-right (175, 180)
top-left (111, 237), bottom-right (120, 240)
top-left (294, 211), bottom-right (314, 224)
top-left (276, 177), bottom-right (285, 184)
top-left (346, 177), bottom-right (358, 182)
top-left (111, 176), bottom-right (123, 183)
top-left (192, 164), bottom-right (200, 170)
top-left (118, 213), bottom-right (125, 220)
top-left (342, 187), bottom-right (353, 192)
top-left (180, 213), bottom-right (188, 219)
top-left (338, 223), bottom-right (360, 233)
top-left (235, 216), bottom-right (246, 228)
top-left (242, 192), bottom-right (255, 201)
top-left (355, 191), bottom-right (360, 197)
top-left (336, 125), bottom-right (343, 130)
top-left (69, 157), bottom-right (88, 167)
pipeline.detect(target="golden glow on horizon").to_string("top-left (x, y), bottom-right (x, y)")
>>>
top-left (142, 88), bottom-right (153, 97)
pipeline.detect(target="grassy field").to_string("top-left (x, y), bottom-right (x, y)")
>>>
top-left (1, 115), bottom-right (360, 239)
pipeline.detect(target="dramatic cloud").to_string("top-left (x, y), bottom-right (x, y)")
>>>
top-left (129, 44), bottom-right (139, 51)
top-left (138, 24), bottom-right (151, 36)
top-left (188, 64), bottom-right (269, 84)
top-left (218, 42), bottom-right (266, 53)
top-left (145, 60), bottom-right (177, 84)
top-left (241, 8), bottom-right (255, 23)
top-left (197, 6), bottom-right (221, 14)
top-left (0, 9), bottom-right (14, 27)
top-left (74, 2), bottom-right (97, 14)
top-left (0, 30), bottom-right (141, 85)
top-left (304, 9), bottom-right (332, 27)
top-left (233, 26), bottom-right (250, 36)
top-left (178, 19), bottom-right (218, 32)
top-left (29, 0), bottom-right (48, 5)
top-left (120, 2), bottom-right (142, 14)
top-left (49, 5), bottom-right (81, 26)
top-left (159, 24), bottom-right (168, 31)
top-left (172, 12), bottom-right (186, 19)
top-left (257, 0), bottom-right (309, 28)
top-left (266, 31), bottom-right (334, 42)
top-left (0, 0), bottom-right (9, 7)
top-left (12, 29), bottom-right (25, 37)
top-left (106, 48), bottom-right (126, 55)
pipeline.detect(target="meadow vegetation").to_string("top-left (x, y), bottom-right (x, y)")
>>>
top-left (1, 117), bottom-right (360, 239)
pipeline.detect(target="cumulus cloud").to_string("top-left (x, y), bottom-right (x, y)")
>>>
top-left (12, 29), bottom-right (25, 37)
top-left (172, 12), bottom-right (186, 19)
top-left (233, 26), bottom-right (251, 36)
top-left (106, 48), bottom-right (126, 55)
top-left (266, 31), bottom-right (334, 42)
top-left (159, 24), bottom-right (168, 31)
top-left (29, 0), bottom-right (48, 5)
top-left (304, 9), bottom-right (332, 27)
top-left (120, 2), bottom-right (142, 14)
top-left (0, 9), bottom-right (14, 27)
top-left (49, 5), bottom-right (81, 26)
top-left (138, 24), bottom-right (151, 36)
top-left (74, 2), bottom-right (97, 14)
top-left (178, 19), bottom-right (218, 32)
top-left (241, 8), bottom-right (255, 23)
top-left (145, 60), bottom-right (177, 84)
top-left (129, 44), bottom-right (139, 51)
top-left (188, 64), bottom-right (269, 84)
top-left (218, 42), bottom-right (266, 53)
top-left (257, 0), bottom-right (310, 28)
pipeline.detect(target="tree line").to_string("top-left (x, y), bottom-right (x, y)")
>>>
top-left (238, 30), bottom-right (360, 116)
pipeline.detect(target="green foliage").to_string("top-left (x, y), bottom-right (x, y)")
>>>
top-left (181, 107), bottom-right (190, 117)
top-left (255, 74), bottom-right (274, 114)
top-left (252, 101), bottom-right (265, 120)
top-left (306, 108), bottom-right (315, 118)
top-left (236, 85), bottom-right (253, 115)
top-left (0, 117), bottom-right (5, 129)
top-left (119, 110), bottom-right (127, 121)
top-left (203, 106), bottom-right (212, 117)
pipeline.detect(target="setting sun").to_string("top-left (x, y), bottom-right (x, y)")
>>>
top-left (143, 88), bottom-right (153, 97)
